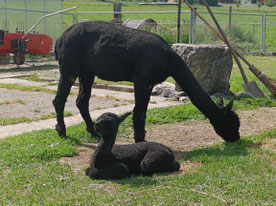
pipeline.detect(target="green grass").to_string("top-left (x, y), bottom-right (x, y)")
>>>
top-left (0, 83), bottom-right (75, 95)
top-left (230, 55), bottom-right (276, 96)
top-left (121, 96), bottom-right (276, 127)
top-left (0, 88), bottom-right (275, 204)
top-left (0, 99), bottom-right (26, 105)
top-left (0, 83), bottom-right (57, 94)
top-left (94, 77), bottom-right (134, 86)
top-left (0, 119), bottom-right (275, 204)
top-left (18, 75), bottom-right (45, 82)
top-left (0, 111), bottom-right (72, 126)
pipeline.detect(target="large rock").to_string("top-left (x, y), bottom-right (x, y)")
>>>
top-left (172, 44), bottom-right (233, 95)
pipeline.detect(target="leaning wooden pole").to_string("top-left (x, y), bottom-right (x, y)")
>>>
top-left (183, 0), bottom-right (276, 96)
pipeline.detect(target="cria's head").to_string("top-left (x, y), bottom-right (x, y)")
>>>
top-left (95, 112), bottom-right (132, 138)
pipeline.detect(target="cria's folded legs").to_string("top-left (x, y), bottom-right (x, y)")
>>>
top-left (86, 162), bottom-right (130, 179)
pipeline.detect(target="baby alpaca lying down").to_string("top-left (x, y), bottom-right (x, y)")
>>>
top-left (86, 112), bottom-right (180, 179)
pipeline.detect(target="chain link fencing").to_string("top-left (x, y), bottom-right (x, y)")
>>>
top-left (0, 0), bottom-right (76, 44)
top-left (189, 11), bottom-right (276, 54)
top-left (75, 10), bottom-right (275, 54)
top-left (0, 1), bottom-right (275, 54)
top-left (265, 14), bottom-right (276, 53)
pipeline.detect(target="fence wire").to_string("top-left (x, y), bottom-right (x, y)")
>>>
top-left (189, 11), bottom-right (267, 53)
top-left (0, 0), bottom-right (66, 44)
top-left (0, 2), bottom-right (275, 54)
top-left (265, 14), bottom-right (276, 53)
top-left (75, 10), bottom-right (275, 54)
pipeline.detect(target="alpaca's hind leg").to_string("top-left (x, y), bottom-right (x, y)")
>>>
top-left (53, 74), bottom-right (76, 137)
top-left (76, 74), bottom-right (98, 137)
top-left (140, 152), bottom-right (168, 175)
top-left (140, 152), bottom-right (179, 175)
top-left (133, 84), bottom-right (154, 143)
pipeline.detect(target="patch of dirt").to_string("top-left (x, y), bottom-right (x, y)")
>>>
top-left (59, 107), bottom-right (276, 174)
top-left (262, 138), bottom-right (276, 153)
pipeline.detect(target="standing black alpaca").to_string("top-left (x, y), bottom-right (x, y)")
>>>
top-left (54, 20), bottom-right (240, 143)
top-left (85, 112), bottom-right (180, 179)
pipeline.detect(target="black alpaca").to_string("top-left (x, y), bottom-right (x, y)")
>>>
top-left (53, 20), bottom-right (240, 143)
top-left (85, 112), bottom-right (180, 179)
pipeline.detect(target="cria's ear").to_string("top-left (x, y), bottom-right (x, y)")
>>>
top-left (118, 112), bottom-right (132, 124)
top-left (226, 100), bottom-right (234, 112)
top-left (216, 98), bottom-right (224, 108)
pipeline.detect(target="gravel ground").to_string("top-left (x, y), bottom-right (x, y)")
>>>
top-left (0, 87), bottom-right (130, 119)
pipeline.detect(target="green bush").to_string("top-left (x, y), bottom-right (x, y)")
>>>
top-left (265, 0), bottom-right (275, 7)
top-left (198, 0), bottom-right (219, 6)
top-left (186, 0), bottom-right (194, 4)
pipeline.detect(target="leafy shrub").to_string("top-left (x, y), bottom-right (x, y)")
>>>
top-left (265, 0), bottom-right (275, 7)
top-left (198, 0), bottom-right (219, 6)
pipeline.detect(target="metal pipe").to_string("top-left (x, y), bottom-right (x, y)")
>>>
top-left (21, 6), bottom-right (79, 40)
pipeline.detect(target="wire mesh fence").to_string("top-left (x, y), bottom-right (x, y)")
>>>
top-left (0, 1), bottom-right (275, 54)
top-left (75, 10), bottom-right (275, 54)
top-left (190, 11), bottom-right (265, 53)
top-left (265, 14), bottom-right (276, 53)
top-left (0, 0), bottom-right (76, 44)
top-left (75, 10), bottom-right (192, 45)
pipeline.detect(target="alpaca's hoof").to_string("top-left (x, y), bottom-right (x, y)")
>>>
top-left (86, 126), bottom-right (100, 138)
top-left (135, 139), bottom-right (147, 143)
top-left (85, 167), bottom-right (91, 176)
top-left (134, 130), bottom-right (146, 143)
top-left (55, 124), bottom-right (66, 138)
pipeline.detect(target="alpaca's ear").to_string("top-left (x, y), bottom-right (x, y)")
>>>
top-left (226, 100), bottom-right (234, 112)
top-left (216, 98), bottom-right (224, 108)
top-left (118, 112), bottom-right (132, 124)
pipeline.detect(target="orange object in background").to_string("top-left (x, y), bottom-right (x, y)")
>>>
top-left (0, 30), bottom-right (53, 65)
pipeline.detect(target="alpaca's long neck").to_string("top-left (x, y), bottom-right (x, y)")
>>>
top-left (171, 55), bottom-right (222, 121)
top-left (92, 138), bottom-right (115, 168)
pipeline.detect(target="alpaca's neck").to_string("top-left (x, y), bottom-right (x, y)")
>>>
top-left (92, 138), bottom-right (115, 168)
top-left (171, 56), bottom-right (222, 121)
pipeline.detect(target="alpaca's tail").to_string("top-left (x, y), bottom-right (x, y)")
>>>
top-left (54, 38), bottom-right (59, 61)
top-left (118, 112), bottom-right (132, 124)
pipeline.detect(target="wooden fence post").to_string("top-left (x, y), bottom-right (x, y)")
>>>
top-left (113, 2), bottom-right (122, 21)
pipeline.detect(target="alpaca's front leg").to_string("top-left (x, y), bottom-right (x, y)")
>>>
top-left (133, 84), bottom-right (153, 142)
top-left (53, 74), bottom-right (76, 137)
top-left (76, 74), bottom-right (98, 137)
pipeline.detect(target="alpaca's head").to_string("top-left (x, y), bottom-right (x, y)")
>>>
top-left (95, 112), bottom-right (132, 140)
top-left (210, 98), bottom-right (240, 142)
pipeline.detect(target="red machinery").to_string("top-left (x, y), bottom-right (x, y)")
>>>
top-left (0, 6), bottom-right (78, 65)
top-left (0, 30), bottom-right (53, 65)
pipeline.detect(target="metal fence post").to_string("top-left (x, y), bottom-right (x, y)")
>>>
top-left (176, 0), bottom-right (181, 43)
top-left (263, 14), bottom-right (266, 53)
top-left (72, 13), bottom-right (76, 24)
top-left (261, 14), bottom-right (266, 53)
top-left (189, 9), bottom-right (195, 44)
top-left (44, 0), bottom-right (46, 33)
top-left (4, 0), bottom-right (8, 30)
top-left (61, 0), bottom-right (63, 32)
top-left (25, 0), bottom-right (28, 32)
top-left (76, 12), bottom-right (78, 24)
top-left (229, 6), bottom-right (232, 33)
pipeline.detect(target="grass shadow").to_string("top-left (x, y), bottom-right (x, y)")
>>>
top-left (112, 174), bottom-right (158, 187)
top-left (182, 139), bottom-right (254, 162)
